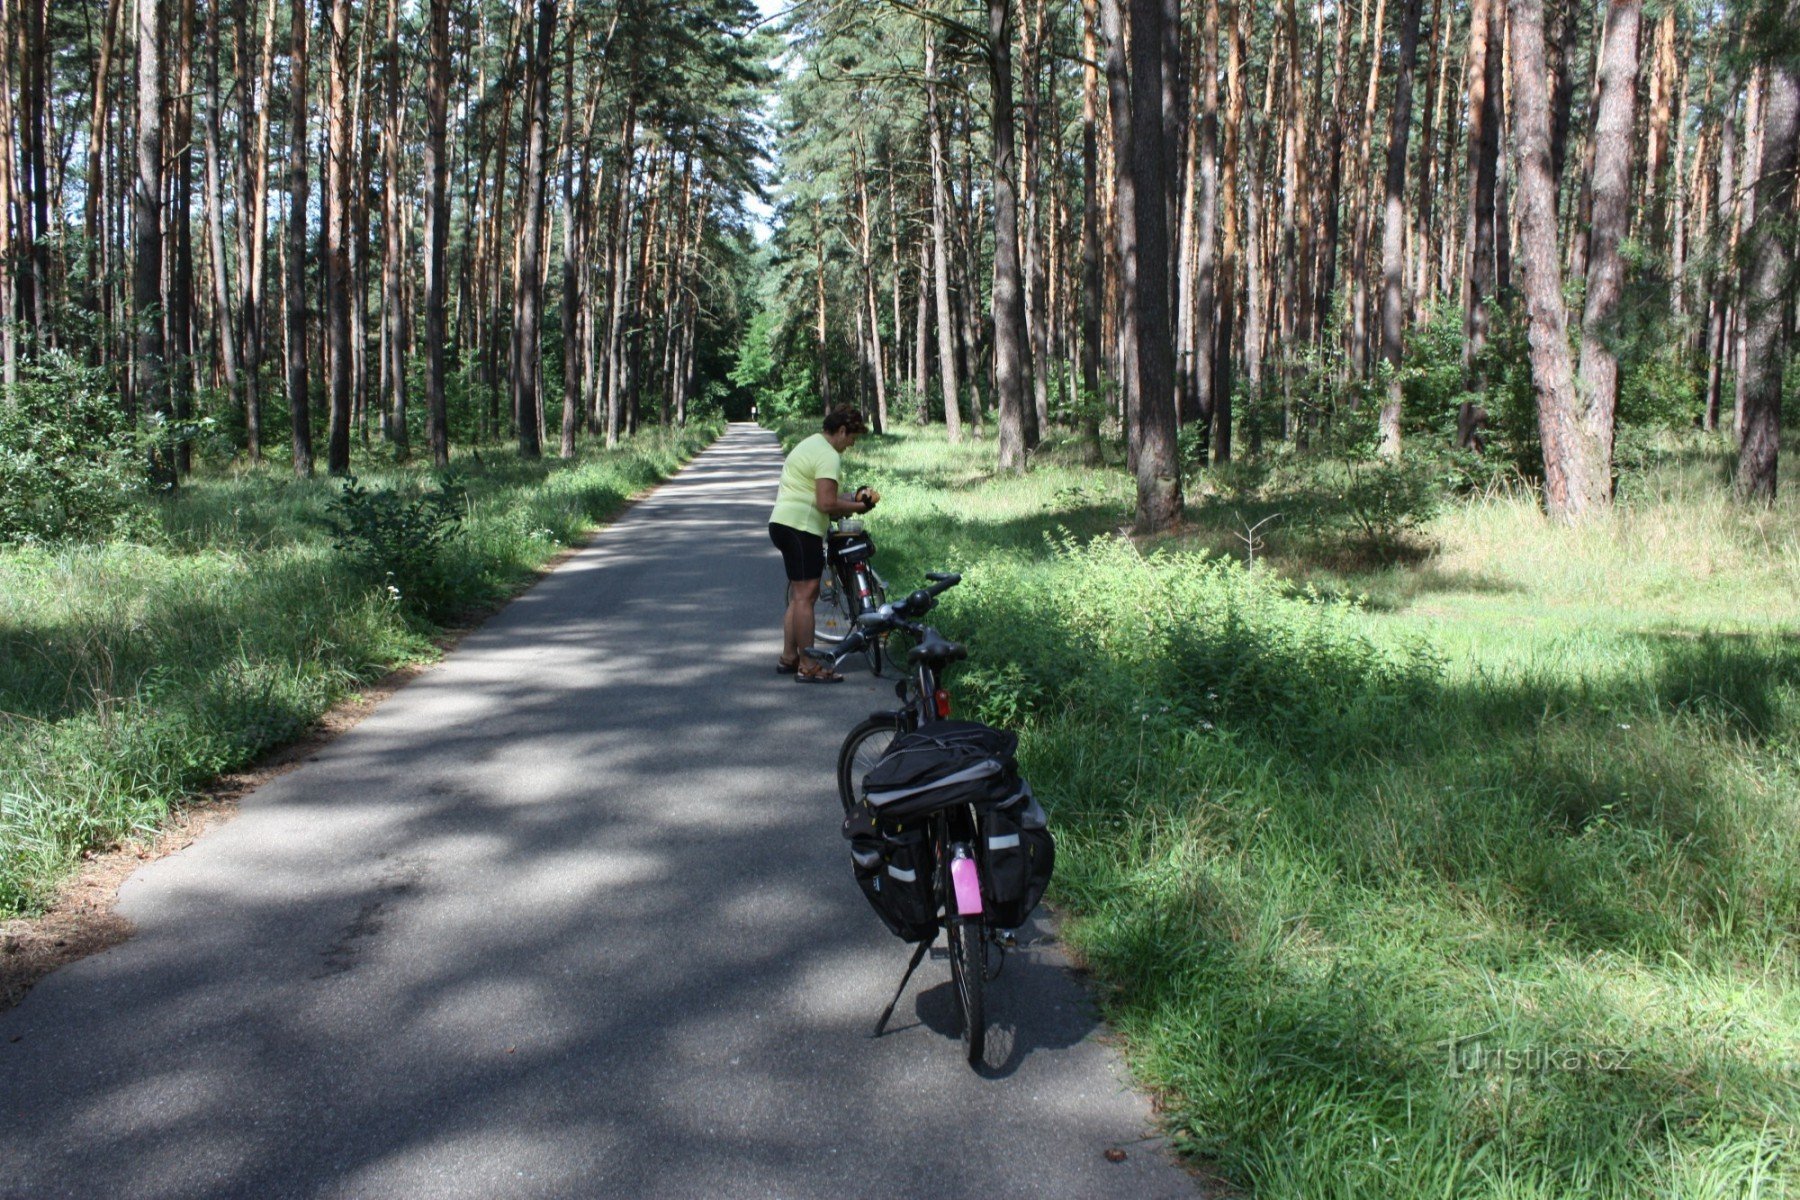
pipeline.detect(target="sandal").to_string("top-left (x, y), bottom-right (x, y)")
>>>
top-left (795, 663), bottom-right (845, 684)
top-left (776, 656), bottom-right (800, 674)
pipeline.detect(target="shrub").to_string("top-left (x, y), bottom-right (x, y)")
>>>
top-left (325, 473), bottom-right (467, 612)
top-left (0, 354), bottom-right (143, 544)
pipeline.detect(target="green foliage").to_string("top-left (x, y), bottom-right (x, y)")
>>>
top-left (326, 474), bottom-right (467, 613)
top-left (841, 424), bottom-right (1800, 1199)
top-left (0, 354), bottom-right (143, 544)
top-left (0, 422), bottom-right (717, 916)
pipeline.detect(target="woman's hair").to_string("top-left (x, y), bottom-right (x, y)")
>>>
top-left (822, 407), bottom-right (868, 436)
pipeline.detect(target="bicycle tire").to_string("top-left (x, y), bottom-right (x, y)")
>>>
top-left (949, 915), bottom-right (986, 1066)
top-left (836, 715), bottom-right (904, 814)
top-left (814, 567), bottom-right (855, 644)
top-left (858, 571), bottom-right (887, 676)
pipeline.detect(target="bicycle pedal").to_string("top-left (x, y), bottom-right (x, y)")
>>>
top-left (993, 928), bottom-right (1020, 950)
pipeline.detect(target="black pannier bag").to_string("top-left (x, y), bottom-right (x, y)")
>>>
top-left (860, 720), bottom-right (1020, 819)
top-left (827, 529), bottom-right (876, 564)
top-left (979, 782), bottom-right (1055, 928)
top-left (844, 806), bottom-right (937, 942)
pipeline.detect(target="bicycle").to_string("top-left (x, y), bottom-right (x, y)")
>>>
top-left (812, 514), bottom-right (889, 677)
top-left (813, 571), bottom-right (964, 813)
top-left (808, 571), bottom-right (1002, 1066)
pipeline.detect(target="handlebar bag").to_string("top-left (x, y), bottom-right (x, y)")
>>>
top-left (979, 781), bottom-right (1055, 928)
top-left (844, 806), bottom-right (938, 942)
top-left (861, 719), bottom-right (1020, 820)
top-left (827, 530), bottom-right (876, 564)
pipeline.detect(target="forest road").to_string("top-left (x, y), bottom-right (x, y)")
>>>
top-left (0, 423), bottom-right (1204, 1200)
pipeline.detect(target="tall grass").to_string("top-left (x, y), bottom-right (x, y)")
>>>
top-left (837, 422), bottom-right (1800, 1199)
top-left (0, 423), bottom-right (718, 915)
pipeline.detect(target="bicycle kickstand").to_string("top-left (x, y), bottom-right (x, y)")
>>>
top-left (872, 937), bottom-right (934, 1037)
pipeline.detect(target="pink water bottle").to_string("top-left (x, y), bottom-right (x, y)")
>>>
top-left (951, 847), bottom-right (984, 916)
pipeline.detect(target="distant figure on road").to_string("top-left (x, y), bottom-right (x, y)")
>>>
top-left (770, 407), bottom-right (877, 683)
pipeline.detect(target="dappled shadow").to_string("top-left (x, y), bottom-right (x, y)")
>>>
top-left (0, 425), bottom-right (1189, 1199)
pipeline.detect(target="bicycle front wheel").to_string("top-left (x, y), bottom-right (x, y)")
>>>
top-left (837, 715), bottom-right (903, 814)
top-left (814, 567), bottom-right (855, 643)
top-left (857, 570), bottom-right (887, 676)
top-left (949, 917), bottom-right (987, 1067)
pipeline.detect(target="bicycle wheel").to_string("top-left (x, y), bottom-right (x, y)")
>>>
top-left (852, 568), bottom-right (887, 676)
top-left (814, 567), bottom-right (854, 643)
top-left (837, 715), bottom-right (903, 814)
top-left (949, 915), bottom-right (987, 1066)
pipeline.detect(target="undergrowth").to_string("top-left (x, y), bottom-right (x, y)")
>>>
top-left (832, 421), bottom-right (1800, 1199)
top-left (0, 422), bottom-right (718, 915)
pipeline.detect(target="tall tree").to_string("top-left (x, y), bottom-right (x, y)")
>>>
top-left (286, 0), bottom-right (313, 476)
top-left (323, 0), bottom-right (352, 473)
top-left (1375, 0), bottom-right (1425, 457)
top-left (1510, 0), bottom-right (1607, 517)
top-left (1570, 0), bottom-right (1643, 509)
top-left (134, 0), bottom-right (166, 471)
top-left (513, 0), bottom-right (555, 459)
top-left (926, 34), bottom-right (963, 444)
top-left (989, 0), bottom-right (1031, 472)
top-left (1735, 2), bottom-right (1799, 502)
top-left (422, 0), bottom-right (450, 467)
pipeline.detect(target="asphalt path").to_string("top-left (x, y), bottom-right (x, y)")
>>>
top-left (0, 423), bottom-right (1203, 1199)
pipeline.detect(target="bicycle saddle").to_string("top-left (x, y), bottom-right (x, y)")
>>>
top-left (907, 627), bottom-right (966, 667)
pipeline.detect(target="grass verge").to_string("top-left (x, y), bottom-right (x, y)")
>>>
top-left (827, 419), bottom-right (1800, 1199)
top-left (0, 422), bottom-right (719, 916)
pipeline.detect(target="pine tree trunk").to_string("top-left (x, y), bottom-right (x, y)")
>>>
top-left (285, 0), bottom-right (312, 475)
top-left (1128, 0), bottom-right (1181, 530)
top-left (134, 0), bottom-right (166, 468)
top-left (1735, 26), bottom-right (1798, 503)
top-left (989, 0), bottom-right (1031, 472)
top-left (926, 36), bottom-right (963, 443)
top-left (1570, 0), bottom-right (1642, 509)
top-left (1510, 0), bottom-right (1604, 519)
top-left (1376, 0), bottom-right (1424, 458)
top-left (0, 0), bottom-right (16, 388)
top-left (513, 0), bottom-right (553, 458)
top-left (1191, 0), bottom-right (1220, 451)
top-left (381, 0), bottom-right (407, 457)
top-left (201, 0), bottom-right (240, 425)
top-left (323, 0), bottom-right (352, 473)
top-left (1215, 0), bottom-right (1245, 462)
top-left (422, 0), bottom-right (449, 466)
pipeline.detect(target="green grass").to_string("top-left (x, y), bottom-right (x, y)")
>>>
top-left (0, 422), bottom-right (719, 916)
top-left (825, 419), bottom-right (1800, 1199)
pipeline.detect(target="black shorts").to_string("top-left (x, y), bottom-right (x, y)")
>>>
top-left (769, 522), bottom-right (825, 583)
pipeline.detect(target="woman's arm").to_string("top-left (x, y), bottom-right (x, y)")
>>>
top-left (815, 478), bottom-right (869, 517)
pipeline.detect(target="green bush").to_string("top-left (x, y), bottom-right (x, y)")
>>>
top-left (0, 354), bottom-right (143, 544)
top-left (325, 473), bottom-right (468, 614)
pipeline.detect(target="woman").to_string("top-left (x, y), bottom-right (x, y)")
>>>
top-left (769, 407), bottom-right (878, 683)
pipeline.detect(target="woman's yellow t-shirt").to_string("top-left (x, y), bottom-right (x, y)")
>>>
top-left (769, 433), bottom-right (841, 537)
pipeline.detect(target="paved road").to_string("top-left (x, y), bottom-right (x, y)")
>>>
top-left (0, 424), bottom-right (1202, 1200)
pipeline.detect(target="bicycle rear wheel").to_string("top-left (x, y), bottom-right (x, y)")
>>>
top-left (949, 916), bottom-right (986, 1067)
top-left (837, 715), bottom-right (903, 814)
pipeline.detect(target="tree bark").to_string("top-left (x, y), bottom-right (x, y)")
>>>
top-left (1736, 26), bottom-right (1798, 503)
top-left (1570, 0), bottom-right (1642, 508)
top-left (513, 0), bottom-right (554, 458)
top-left (285, 0), bottom-right (312, 475)
top-left (1463, 0), bottom-right (1502, 377)
top-left (422, 0), bottom-right (449, 466)
top-left (1510, 0), bottom-right (1605, 518)
top-left (134, 0), bottom-right (166, 471)
top-left (926, 35), bottom-right (963, 443)
top-left (1129, 0), bottom-right (1181, 529)
top-left (989, 0), bottom-right (1030, 472)
top-left (323, 0), bottom-right (352, 473)
top-left (382, 0), bottom-right (408, 457)
top-left (1376, 0), bottom-right (1424, 458)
